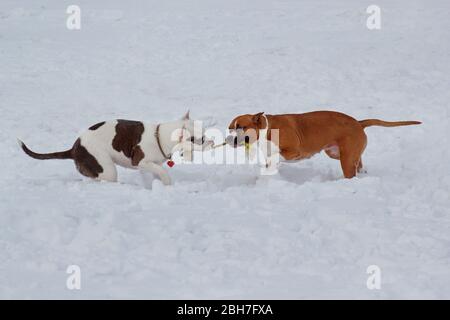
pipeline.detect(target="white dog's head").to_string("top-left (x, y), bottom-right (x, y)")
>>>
top-left (172, 111), bottom-right (214, 160)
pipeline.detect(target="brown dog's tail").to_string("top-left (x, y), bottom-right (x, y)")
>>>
top-left (359, 119), bottom-right (421, 129)
top-left (19, 140), bottom-right (73, 160)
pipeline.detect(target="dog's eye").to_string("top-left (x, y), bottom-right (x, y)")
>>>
top-left (190, 136), bottom-right (195, 143)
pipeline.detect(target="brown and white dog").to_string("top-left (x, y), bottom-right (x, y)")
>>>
top-left (226, 111), bottom-right (421, 178)
top-left (20, 111), bottom-right (212, 185)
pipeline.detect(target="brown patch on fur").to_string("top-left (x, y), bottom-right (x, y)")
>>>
top-left (131, 145), bottom-right (145, 166)
top-left (89, 121), bottom-right (106, 130)
top-left (112, 120), bottom-right (145, 162)
top-left (72, 139), bottom-right (103, 178)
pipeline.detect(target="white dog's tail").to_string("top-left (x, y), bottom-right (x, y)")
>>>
top-left (19, 140), bottom-right (73, 160)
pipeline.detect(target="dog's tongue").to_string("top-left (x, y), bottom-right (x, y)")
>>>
top-left (167, 160), bottom-right (175, 168)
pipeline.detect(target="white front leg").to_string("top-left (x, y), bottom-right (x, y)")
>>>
top-left (138, 161), bottom-right (172, 185)
top-left (259, 140), bottom-right (280, 175)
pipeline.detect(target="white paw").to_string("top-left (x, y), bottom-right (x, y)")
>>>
top-left (358, 168), bottom-right (368, 174)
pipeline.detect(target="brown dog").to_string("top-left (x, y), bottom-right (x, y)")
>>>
top-left (227, 111), bottom-right (421, 178)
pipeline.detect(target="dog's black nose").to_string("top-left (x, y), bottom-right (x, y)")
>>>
top-left (225, 135), bottom-right (237, 147)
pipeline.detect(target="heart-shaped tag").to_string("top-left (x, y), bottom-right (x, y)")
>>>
top-left (167, 160), bottom-right (175, 168)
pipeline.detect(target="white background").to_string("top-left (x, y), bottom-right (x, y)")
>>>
top-left (0, 0), bottom-right (449, 298)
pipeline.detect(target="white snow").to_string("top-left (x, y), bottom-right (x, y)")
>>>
top-left (0, 0), bottom-right (449, 299)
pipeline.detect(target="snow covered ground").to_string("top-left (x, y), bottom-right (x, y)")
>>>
top-left (0, 0), bottom-right (449, 299)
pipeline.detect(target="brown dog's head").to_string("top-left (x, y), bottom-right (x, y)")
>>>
top-left (226, 112), bottom-right (267, 148)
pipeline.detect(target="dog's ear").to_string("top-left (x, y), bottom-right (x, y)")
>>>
top-left (252, 112), bottom-right (264, 125)
top-left (181, 110), bottom-right (190, 120)
top-left (228, 118), bottom-right (237, 130)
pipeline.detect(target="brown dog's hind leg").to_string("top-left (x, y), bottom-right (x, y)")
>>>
top-left (340, 155), bottom-right (359, 178)
top-left (357, 158), bottom-right (364, 173)
top-left (338, 134), bottom-right (367, 179)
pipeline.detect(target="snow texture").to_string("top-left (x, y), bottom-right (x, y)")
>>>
top-left (0, 0), bottom-right (449, 299)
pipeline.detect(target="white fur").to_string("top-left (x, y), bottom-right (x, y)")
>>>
top-left (258, 114), bottom-right (281, 175)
